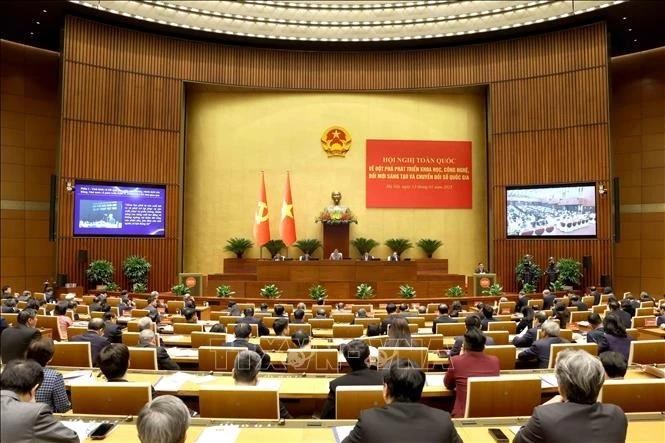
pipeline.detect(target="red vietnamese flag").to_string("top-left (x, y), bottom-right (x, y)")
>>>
top-left (253, 172), bottom-right (271, 246)
top-left (280, 172), bottom-right (296, 246)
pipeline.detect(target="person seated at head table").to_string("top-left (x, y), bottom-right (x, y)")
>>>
top-left (69, 318), bottom-right (110, 365)
top-left (137, 395), bottom-right (190, 443)
top-left (292, 309), bottom-right (306, 324)
top-left (444, 328), bottom-right (501, 417)
top-left (291, 330), bottom-right (311, 349)
top-left (517, 320), bottom-right (569, 369)
top-left (599, 351), bottom-right (627, 380)
top-left (273, 304), bottom-right (288, 318)
top-left (320, 339), bottom-right (384, 419)
top-left (449, 314), bottom-right (495, 357)
top-left (513, 349), bottom-right (627, 443)
top-left (342, 359), bottom-right (462, 443)
top-left (598, 313), bottom-right (633, 361)
top-left (329, 248), bottom-right (343, 261)
top-left (360, 252), bottom-right (374, 261)
top-left (238, 307), bottom-right (270, 336)
top-left (512, 311), bottom-right (548, 348)
top-left (181, 307), bottom-right (198, 323)
top-left (384, 317), bottom-right (411, 348)
top-left (227, 323), bottom-right (271, 370)
top-left (233, 350), bottom-right (292, 418)
top-left (98, 343), bottom-right (131, 382)
top-left (26, 337), bottom-right (71, 413)
top-left (387, 252), bottom-right (399, 262)
top-left (0, 359), bottom-right (78, 443)
top-left (273, 317), bottom-right (290, 337)
top-left (138, 329), bottom-right (180, 370)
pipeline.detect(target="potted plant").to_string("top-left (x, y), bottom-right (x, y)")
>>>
top-left (132, 282), bottom-right (148, 293)
top-left (122, 256), bottom-right (151, 289)
top-left (550, 279), bottom-right (564, 292)
top-left (171, 284), bottom-right (191, 296)
top-left (399, 284), bottom-right (416, 299)
top-left (262, 240), bottom-right (286, 258)
top-left (447, 285), bottom-right (464, 297)
top-left (482, 283), bottom-right (503, 297)
top-left (216, 285), bottom-right (235, 298)
top-left (106, 282), bottom-right (120, 292)
top-left (522, 282), bottom-right (536, 294)
top-left (556, 258), bottom-right (583, 289)
top-left (308, 284), bottom-right (328, 301)
top-left (355, 283), bottom-right (375, 300)
top-left (260, 283), bottom-right (281, 299)
top-left (294, 239), bottom-right (323, 257)
top-left (515, 254), bottom-right (543, 289)
top-left (416, 238), bottom-right (443, 258)
top-left (224, 237), bottom-right (254, 258)
top-left (86, 260), bottom-right (114, 289)
top-left (350, 237), bottom-right (379, 255)
top-left (384, 238), bottom-right (413, 259)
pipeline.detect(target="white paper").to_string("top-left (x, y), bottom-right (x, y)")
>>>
top-left (256, 379), bottom-right (281, 390)
top-left (60, 420), bottom-right (101, 442)
top-left (509, 426), bottom-right (522, 435)
top-left (333, 426), bottom-right (354, 443)
top-left (61, 370), bottom-right (93, 380)
top-left (540, 374), bottom-right (558, 388)
top-left (167, 347), bottom-right (198, 358)
top-left (425, 374), bottom-right (445, 387)
top-left (191, 375), bottom-right (216, 385)
top-left (153, 371), bottom-right (194, 391)
top-left (196, 425), bottom-right (241, 443)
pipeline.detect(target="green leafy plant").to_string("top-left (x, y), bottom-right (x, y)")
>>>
top-left (482, 283), bottom-right (503, 297)
top-left (132, 282), bottom-right (148, 293)
top-left (105, 282), bottom-right (120, 292)
top-left (308, 284), bottom-right (328, 301)
top-left (399, 284), bottom-right (416, 299)
top-left (216, 285), bottom-right (235, 298)
top-left (294, 238), bottom-right (323, 256)
top-left (224, 237), bottom-right (254, 258)
top-left (122, 256), bottom-right (151, 287)
top-left (262, 240), bottom-right (286, 257)
top-left (86, 260), bottom-right (114, 286)
top-left (446, 285), bottom-right (464, 297)
top-left (550, 279), bottom-right (564, 292)
top-left (515, 254), bottom-right (543, 288)
top-left (416, 238), bottom-right (443, 258)
top-left (355, 283), bottom-right (375, 300)
top-left (350, 237), bottom-right (380, 255)
top-left (556, 258), bottom-right (583, 287)
top-left (384, 238), bottom-right (413, 258)
top-left (260, 283), bottom-right (282, 299)
top-left (171, 284), bottom-right (191, 296)
top-left (522, 282), bottom-right (536, 294)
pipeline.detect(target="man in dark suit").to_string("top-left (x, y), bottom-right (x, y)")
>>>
top-left (431, 304), bottom-right (456, 333)
top-left (0, 308), bottom-right (41, 363)
top-left (320, 340), bottom-right (384, 419)
top-left (238, 307), bottom-right (270, 336)
top-left (515, 291), bottom-right (528, 313)
top-left (542, 289), bottom-right (556, 310)
top-left (342, 359), bottom-right (462, 443)
top-left (98, 343), bottom-right (130, 382)
top-left (137, 329), bottom-right (179, 370)
top-left (103, 311), bottom-right (123, 343)
top-left (444, 328), bottom-right (501, 417)
top-left (69, 318), bottom-right (110, 365)
top-left (449, 315), bottom-right (495, 357)
top-left (514, 349), bottom-right (627, 443)
top-left (607, 300), bottom-right (632, 329)
top-left (380, 303), bottom-right (403, 335)
top-left (480, 304), bottom-right (496, 331)
top-left (398, 303), bottom-right (417, 318)
top-left (657, 305), bottom-right (665, 327)
top-left (590, 289), bottom-right (601, 306)
top-left (227, 323), bottom-right (271, 370)
top-left (569, 294), bottom-right (588, 311)
top-left (146, 294), bottom-right (161, 324)
top-left (586, 313), bottom-right (605, 344)
top-left (517, 320), bottom-right (568, 368)
top-left (512, 311), bottom-right (548, 348)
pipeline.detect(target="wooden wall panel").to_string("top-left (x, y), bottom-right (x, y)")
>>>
top-left (59, 17), bottom-right (611, 292)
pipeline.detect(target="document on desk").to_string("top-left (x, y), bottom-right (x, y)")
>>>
top-left (61, 370), bottom-right (93, 380)
top-left (153, 371), bottom-right (195, 391)
top-left (60, 420), bottom-right (102, 442)
top-left (540, 374), bottom-right (558, 388)
top-left (196, 425), bottom-right (240, 443)
top-left (167, 347), bottom-right (198, 358)
top-left (333, 426), bottom-right (354, 443)
top-left (257, 379), bottom-right (281, 390)
top-left (425, 373), bottom-right (445, 387)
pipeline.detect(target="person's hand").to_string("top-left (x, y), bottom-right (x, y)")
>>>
top-left (543, 395), bottom-right (564, 405)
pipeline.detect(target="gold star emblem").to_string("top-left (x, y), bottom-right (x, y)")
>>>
top-left (281, 202), bottom-right (293, 219)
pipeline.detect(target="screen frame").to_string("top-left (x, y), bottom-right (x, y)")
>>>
top-left (505, 182), bottom-right (598, 239)
top-left (72, 179), bottom-right (167, 238)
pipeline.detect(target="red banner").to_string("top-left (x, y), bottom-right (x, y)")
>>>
top-left (366, 140), bottom-right (472, 208)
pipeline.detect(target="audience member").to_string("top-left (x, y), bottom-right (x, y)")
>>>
top-left (1, 285), bottom-right (12, 299)
top-left (657, 305), bottom-right (665, 327)
top-left (26, 337), bottom-right (71, 412)
top-left (259, 303), bottom-right (269, 313)
top-left (44, 286), bottom-right (56, 303)
top-left (586, 313), bottom-right (605, 344)
top-left (591, 289), bottom-right (601, 305)
top-left (342, 359), bottom-right (462, 443)
top-left (517, 320), bottom-right (568, 368)
top-left (69, 318), bottom-right (110, 365)
top-left (89, 294), bottom-right (108, 313)
top-left (444, 328), bottom-right (500, 417)
top-left (18, 290), bottom-right (32, 302)
top-left (291, 330), bottom-right (311, 349)
top-left (366, 324), bottom-right (381, 337)
top-left (385, 316), bottom-right (411, 347)
top-left (0, 308), bottom-right (41, 363)
top-left (103, 311), bottom-right (123, 343)
top-left (480, 304), bottom-right (496, 331)
top-left (295, 302), bottom-right (307, 311)
top-left (598, 313), bottom-right (633, 361)
top-left (119, 292), bottom-right (136, 313)
top-left (138, 329), bottom-right (180, 370)
top-left (398, 303), bottom-right (416, 317)
top-left (314, 308), bottom-right (328, 319)
top-left (0, 359), bottom-right (78, 442)
top-left (599, 351), bottom-right (628, 379)
top-left (1, 297), bottom-right (18, 313)
top-left (354, 308), bottom-right (368, 320)
top-left (450, 300), bottom-right (463, 318)
top-left (514, 349), bottom-right (627, 443)
top-left (380, 303), bottom-right (402, 335)
top-left (208, 323), bottom-right (226, 333)
top-left (292, 309), bottom-right (306, 323)
top-left (569, 294), bottom-right (588, 311)
top-left (273, 317), bottom-right (290, 337)
top-left (551, 302), bottom-right (570, 329)
top-left (181, 307), bottom-right (197, 323)
top-left (238, 307), bottom-right (270, 336)
top-left (183, 294), bottom-right (196, 309)
top-left (542, 289), bottom-right (555, 310)
top-left (449, 314), bottom-right (495, 357)
top-left (431, 304), bottom-right (455, 333)
top-left (608, 300), bottom-right (631, 329)
top-left (54, 301), bottom-right (73, 340)
top-left (137, 395), bottom-right (190, 443)
top-left (515, 306), bottom-right (535, 334)
top-left (146, 294), bottom-right (161, 324)
top-left (417, 306), bottom-right (427, 315)
top-left (228, 323), bottom-right (270, 369)
top-left (98, 343), bottom-right (130, 381)
top-left (273, 304), bottom-right (287, 317)
top-left (335, 302), bottom-right (346, 311)
top-left (515, 291), bottom-right (528, 313)
top-left (512, 311), bottom-right (548, 348)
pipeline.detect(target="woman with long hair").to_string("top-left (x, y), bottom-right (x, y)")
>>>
top-left (598, 313), bottom-right (632, 361)
top-left (385, 317), bottom-right (411, 347)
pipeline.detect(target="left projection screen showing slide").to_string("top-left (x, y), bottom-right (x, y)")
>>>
top-left (73, 181), bottom-right (166, 237)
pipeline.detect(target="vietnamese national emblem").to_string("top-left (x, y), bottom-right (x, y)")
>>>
top-left (321, 126), bottom-right (352, 157)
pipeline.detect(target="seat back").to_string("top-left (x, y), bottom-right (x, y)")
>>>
top-left (559, 329), bottom-right (573, 341)
top-left (106, 297), bottom-right (120, 307)
top-left (600, 379), bottom-right (665, 413)
top-left (308, 318), bottom-right (334, 329)
top-left (362, 335), bottom-right (388, 348)
top-left (465, 376), bottom-right (541, 418)
top-left (128, 347), bottom-right (158, 370)
top-left (226, 323), bottom-right (258, 337)
top-left (548, 342), bottom-right (598, 368)
top-left (121, 332), bottom-right (141, 346)
top-left (332, 313), bottom-right (355, 323)
top-left (377, 347), bottom-right (428, 369)
top-left (36, 315), bottom-right (62, 340)
top-left (167, 300), bottom-right (185, 314)
top-left (405, 317), bottom-right (426, 327)
top-left (130, 309), bottom-right (149, 318)
top-left (483, 330), bottom-right (509, 345)
top-left (570, 310), bottom-right (591, 324)
top-left (71, 383), bottom-right (152, 415)
top-left (497, 302), bottom-right (516, 314)
top-left (311, 305), bottom-right (332, 315)
top-left (173, 323), bottom-right (205, 334)
top-left (333, 324), bottom-right (364, 338)
top-left (1, 312), bottom-right (18, 325)
top-left (260, 336), bottom-right (295, 351)
top-left (133, 299), bottom-right (149, 309)
top-left (628, 340), bottom-right (665, 365)
top-left (487, 321), bottom-right (516, 334)
top-left (592, 305), bottom-right (608, 314)
top-left (199, 386), bottom-right (279, 419)
top-left (632, 316), bottom-right (657, 328)
top-left (354, 317), bottom-right (381, 328)
top-left (635, 307), bottom-right (654, 317)
top-left (527, 299), bottom-right (544, 309)
top-left (261, 316), bottom-right (280, 328)
top-left (218, 316), bottom-right (243, 326)
top-left (198, 346), bottom-right (247, 371)
top-left (436, 322), bottom-right (466, 336)
top-left (286, 349), bottom-right (338, 373)
top-left (66, 326), bottom-right (88, 339)
top-left (582, 295), bottom-right (595, 308)
top-left (236, 303), bottom-right (256, 311)
top-left (484, 345), bottom-right (517, 370)
top-left (411, 334), bottom-right (444, 351)
top-left (190, 331), bottom-right (227, 348)
top-left (288, 323), bottom-right (312, 336)
top-left (51, 342), bottom-right (92, 368)
top-left (82, 295), bottom-right (95, 305)
top-left (336, 385), bottom-right (385, 419)
top-left (76, 305), bottom-right (90, 316)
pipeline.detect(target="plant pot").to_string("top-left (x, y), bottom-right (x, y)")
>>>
top-left (546, 226), bottom-right (554, 233)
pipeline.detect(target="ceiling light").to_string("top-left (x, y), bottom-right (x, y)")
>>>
top-left (622, 16), bottom-right (627, 20)
top-left (628, 28), bottom-right (632, 31)
top-left (35, 21), bottom-right (40, 25)
top-left (42, 9), bottom-right (47, 13)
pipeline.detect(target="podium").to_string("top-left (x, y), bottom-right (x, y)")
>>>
top-left (179, 273), bottom-right (206, 298)
top-left (471, 273), bottom-right (496, 296)
top-left (322, 223), bottom-right (350, 258)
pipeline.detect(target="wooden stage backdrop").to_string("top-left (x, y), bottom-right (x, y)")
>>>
top-left (57, 17), bottom-right (611, 292)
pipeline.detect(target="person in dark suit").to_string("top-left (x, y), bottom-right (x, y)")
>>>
top-left (0, 316), bottom-right (7, 336)
top-left (431, 304), bottom-right (456, 333)
top-left (380, 303), bottom-right (403, 335)
top-left (89, 294), bottom-right (108, 313)
top-left (449, 315), bottom-right (495, 357)
top-left (444, 328), bottom-right (501, 417)
top-left (182, 307), bottom-right (198, 323)
top-left (69, 318), bottom-right (110, 365)
top-left (585, 313), bottom-right (605, 344)
top-left (598, 313), bottom-right (633, 361)
top-left (320, 340), bottom-right (384, 419)
top-left (2, 297), bottom-right (19, 313)
top-left (398, 303), bottom-right (417, 317)
top-left (550, 302), bottom-right (570, 329)
top-left (479, 305), bottom-right (496, 331)
top-left (569, 294), bottom-right (588, 311)
top-left (292, 308), bottom-right (306, 324)
top-left (0, 308), bottom-right (41, 364)
top-left (657, 305), bottom-right (665, 327)
top-left (98, 343), bottom-right (130, 382)
top-left (599, 351), bottom-right (628, 379)
top-left (514, 349), bottom-right (627, 443)
top-left (590, 289), bottom-right (601, 306)
top-left (238, 307), bottom-right (270, 336)
top-left (137, 329), bottom-right (179, 370)
top-left (146, 294), bottom-right (161, 324)
top-left (607, 300), bottom-right (632, 329)
top-left (512, 311), bottom-right (548, 348)
top-left (273, 304), bottom-right (289, 318)
top-left (227, 322), bottom-right (271, 370)
top-left (542, 289), bottom-right (556, 310)
top-left (273, 317), bottom-right (290, 337)
top-left (0, 359), bottom-right (78, 443)
top-left (103, 311), bottom-right (123, 343)
top-left (515, 306), bottom-right (535, 334)
top-left (342, 359), bottom-right (462, 443)
top-left (515, 291), bottom-right (528, 313)
top-left (517, 320), bottom-right (568, 368)
top-left (474, 263), bottom-right (486, 274)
